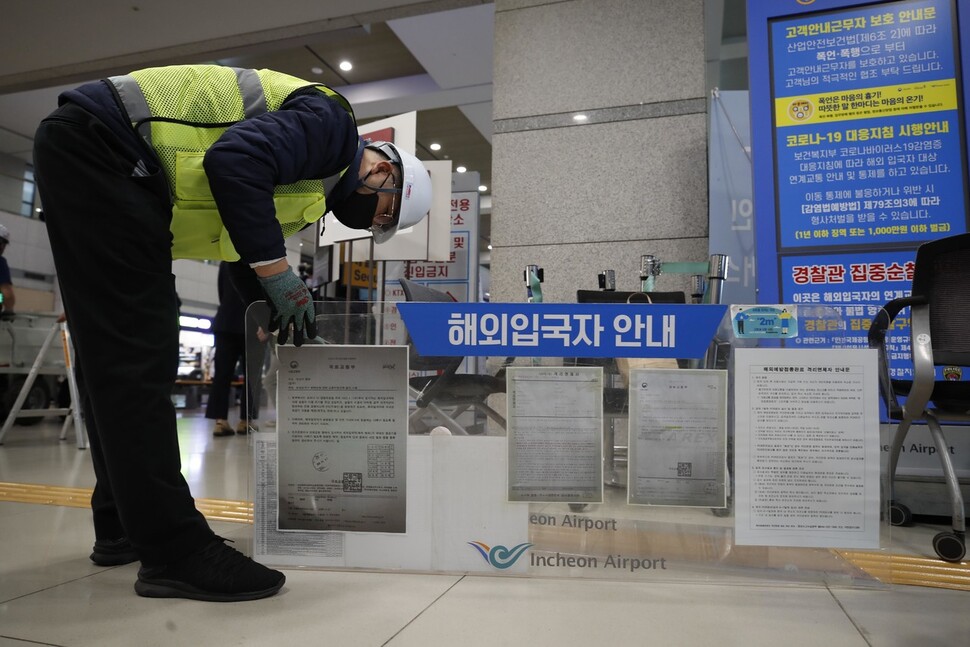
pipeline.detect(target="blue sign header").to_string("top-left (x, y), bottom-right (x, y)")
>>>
top-left (397, 303), bottom-right (728, 358)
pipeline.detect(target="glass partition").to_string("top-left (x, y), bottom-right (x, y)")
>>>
top-left (245, 300), bottom-right (893, 588)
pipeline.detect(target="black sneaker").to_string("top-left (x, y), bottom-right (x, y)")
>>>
top-left (134, 538), bottom-right (285, 602)
top-left (90, 537), bottom-right (138, 566)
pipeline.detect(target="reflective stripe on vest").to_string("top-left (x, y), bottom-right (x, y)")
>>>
top-left (236, 68), bottom-right (268, 119)
top-left (110, 73), bottom-right (155, 149)
top-left (110, 67), bottom-right (268, 149)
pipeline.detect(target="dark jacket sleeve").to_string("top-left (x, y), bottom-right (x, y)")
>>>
top-left (203, 92), bottom-right (359, 265)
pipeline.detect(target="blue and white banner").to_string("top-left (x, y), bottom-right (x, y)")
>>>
top-left (397, 303), bottom-right (728, 358)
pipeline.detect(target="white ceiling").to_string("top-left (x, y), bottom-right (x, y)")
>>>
top-left (1, 0), bottom-right (748, 255)
top-left (0, 0), bottom-right (495, 178)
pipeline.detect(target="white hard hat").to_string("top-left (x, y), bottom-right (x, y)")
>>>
top-left (0, 224), bottom-right (9, 244)
top-left (366, 141), bottom-right (432, 244)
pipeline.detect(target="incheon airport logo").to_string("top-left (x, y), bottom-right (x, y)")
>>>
top-left (467, 541), bottom-right (533, 570)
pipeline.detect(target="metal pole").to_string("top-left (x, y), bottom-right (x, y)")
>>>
top-left (60, 322), bottom-right (87, 449)
top-left (344, 242), bottom-right (353, 343)
top-left (690, 275), bottom-right (706, 304)
top-left (640, 255), bottom-right (658, 292)
top-left (705, 254), bottom-right (730, 305)
top-left (598, 269), bottom-right (616, 291)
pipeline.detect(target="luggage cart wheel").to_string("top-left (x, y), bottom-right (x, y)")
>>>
top-left (888, 501), bottom-right (912, 526)
top-left (932, 531), bottom-right (966, 563)
top-left (2, 376), bottom-right (51, 427)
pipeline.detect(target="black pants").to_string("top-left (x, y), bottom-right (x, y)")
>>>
top-left (205, 330), bottom-right (262, 422)
top-left (33, 102), bottom-right (214, 566)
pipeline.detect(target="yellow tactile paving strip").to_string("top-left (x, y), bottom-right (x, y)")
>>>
top-left (3, 481), bottom-right (968, 590)
top-left (836, 550), bottom-right (970, 591)
top-left (0, 481), bottom-right (253, 524)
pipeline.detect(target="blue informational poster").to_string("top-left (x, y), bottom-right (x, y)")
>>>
top-left (749, 0), bottom-right (970, 302)
top-left (748, 0), bottom-right (970, 395)
top-left (780, 248), bottom-right (916, 375)
top-left (771, 0), bottom-right (967, 253)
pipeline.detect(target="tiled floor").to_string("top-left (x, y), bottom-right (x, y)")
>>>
top-left (1, 413), bottom-right (968, 647)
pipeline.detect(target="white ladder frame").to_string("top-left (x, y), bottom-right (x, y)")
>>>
top-left (0, 321), bottom-right (86, 449)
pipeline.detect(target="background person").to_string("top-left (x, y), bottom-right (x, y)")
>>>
top-left (0, 224), bottom-right (16, 316)
top-left (32, 64), bottom-right (431, 602)
top-left (207, 261), bottom-right (264, 437)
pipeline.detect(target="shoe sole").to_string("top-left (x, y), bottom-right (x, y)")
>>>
top-left (134, 575), bottom-right (285, 602)
top-left (90, 551), bottom-right (139, 566)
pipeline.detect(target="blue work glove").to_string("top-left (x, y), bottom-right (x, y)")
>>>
top-left (258, 268), bottom-right (317, 346)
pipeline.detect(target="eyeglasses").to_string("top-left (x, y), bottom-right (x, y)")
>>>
top-left (370, 173), bottom-right (400, 235)
top-left (361, 145), bottom-right (403, 235)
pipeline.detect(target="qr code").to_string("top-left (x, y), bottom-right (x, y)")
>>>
top-left (342, 472), bottom-right (363, 492)
top-left (677, 462), bottom-right (692, 478)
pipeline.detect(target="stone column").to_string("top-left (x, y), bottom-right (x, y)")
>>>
top-left (491, 0), bottom-right (709, 302)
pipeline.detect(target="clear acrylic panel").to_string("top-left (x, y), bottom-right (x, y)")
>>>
top-left (245, 300), bottom-right (893, 589)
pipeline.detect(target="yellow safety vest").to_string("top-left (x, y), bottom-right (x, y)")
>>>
top-left (109, 65), bottom-right (353, 260)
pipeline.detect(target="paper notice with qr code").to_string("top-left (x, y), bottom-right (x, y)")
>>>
top-left (276, 344), bottom-right (409, 533)
top-left (627, 369), bottom-right (728, 507)
top-left (506, 366), bottom-right (604, 504)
